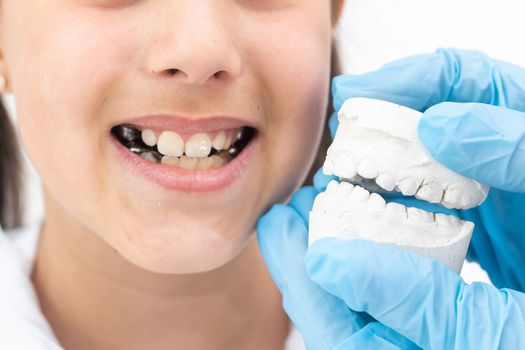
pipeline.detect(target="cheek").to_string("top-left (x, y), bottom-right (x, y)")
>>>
top-left (247, 17), bottom-right (332, 204)
top-left (10, 8), bottom-right (135, 195)
top-left (7, 7), bottom-right (145, 244)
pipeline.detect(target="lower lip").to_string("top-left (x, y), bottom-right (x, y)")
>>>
top-left (109, 132), bottom-right (261, 192)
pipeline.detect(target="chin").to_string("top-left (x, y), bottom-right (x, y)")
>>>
top-left (109, 223), bottom-right (251, 274)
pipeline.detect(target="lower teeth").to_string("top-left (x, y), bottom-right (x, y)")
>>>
top-left (137, 149), bottom-right (233, 170)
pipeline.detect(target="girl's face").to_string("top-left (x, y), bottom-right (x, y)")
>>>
top-left (1, 1), bottom-right (338, 273)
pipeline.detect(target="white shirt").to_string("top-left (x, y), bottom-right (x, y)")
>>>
top-left (0, 223), bottom-right (305, 350)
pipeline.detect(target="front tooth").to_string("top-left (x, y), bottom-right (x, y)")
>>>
top-left (185, 133), bottom-right (212, 158)
top-left (212, 131), bottom-right (226, 150)
top-left (407, 207), bottom-right (434, 223)
top-left (161, 156), bottom-right (179, 166)
top-left (141, 129), bottom-right (157, 147)
top-left (158, 131), bottom-right (184, 157)
top-left (179, 156), bottom-right (198, 170)
top-left (197, 157), bottom-right (214, 170)
top-left (357, 158), bottom-right (378, 179)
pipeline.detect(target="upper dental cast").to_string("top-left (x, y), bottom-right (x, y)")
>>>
top-left (309, 98), bottom-right (489, 273)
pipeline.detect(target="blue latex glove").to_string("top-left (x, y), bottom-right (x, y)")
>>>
top-left (257, 186), bottom-right (420, 350)
top-left (257, 48), bottom-right (525, 349)
top-left (330, 48), bottom-right (525, 291)
top-left (305, 237), bottom-right (525, 349)
top-left (259, 172), bottom-right (525, 349)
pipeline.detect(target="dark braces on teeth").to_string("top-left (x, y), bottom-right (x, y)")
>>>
top-left (111, 125), bottom-right (257, 163)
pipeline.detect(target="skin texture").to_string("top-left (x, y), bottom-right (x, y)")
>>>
top-left (0, 0), bottom-right (344, 349)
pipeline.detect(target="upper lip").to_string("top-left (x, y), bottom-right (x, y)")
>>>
top-left (113, 114), bottom-right (258, 133)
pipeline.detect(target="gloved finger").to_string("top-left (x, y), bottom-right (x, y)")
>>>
top-left (288, 186), bottom-right (318, 224)
top-left (306, 238), bottom-right (524, 349)
top-left (333, 48), bottom-right (525, 113)
top-left (256, 197), bottom-right (365, 349)
top-left (461, 188), bottom-right (525, 288)
top-left (419, 102), bottom-right (525, 192)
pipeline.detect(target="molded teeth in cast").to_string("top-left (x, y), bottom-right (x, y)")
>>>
top-left (309, 181), bottom-right (474, 273)
top-left (323, 98), bottom-right (489, 210)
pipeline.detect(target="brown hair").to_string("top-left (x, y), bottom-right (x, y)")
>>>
top-left (0, 98), bottom-right (23, 230)
top-left (302, 40), bottom-right (341, 186)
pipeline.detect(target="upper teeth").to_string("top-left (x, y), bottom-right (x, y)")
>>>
top-left (142, 129), bottom-right (235, 158)
top-left (323, 97), bottom-right (489, 210)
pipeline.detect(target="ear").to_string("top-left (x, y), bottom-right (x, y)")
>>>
top-left (332, 0), bottom-right (345, 25)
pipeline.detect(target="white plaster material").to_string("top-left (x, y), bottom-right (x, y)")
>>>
top-left (323, 98), bottom-right (489, 210)
top-left (309, 181), bottom-right (473, 273)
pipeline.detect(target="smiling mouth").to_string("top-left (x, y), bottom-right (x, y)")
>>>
top-left (111, 124), bottom-right (258, 171)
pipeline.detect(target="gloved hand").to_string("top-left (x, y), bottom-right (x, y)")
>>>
top-left (330, 48), bottom-right (525, 291)
top-left (305, 236), bottom-right (525, 349)
top-left (258, 48), bottom-right (525, 349)
top-left (257, 185), bottom-right (420, 350)
top-left (258, 173), bottom-right (525, 349)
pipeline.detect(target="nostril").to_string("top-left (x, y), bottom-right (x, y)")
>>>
top-left (214, 71), bottom-right (226, 79)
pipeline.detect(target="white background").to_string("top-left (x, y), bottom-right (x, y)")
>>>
top-left (5, 0), bottom-right (523, 283)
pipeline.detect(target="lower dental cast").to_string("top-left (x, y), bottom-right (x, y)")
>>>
top-left (309, 98), bottom-right (489, 273)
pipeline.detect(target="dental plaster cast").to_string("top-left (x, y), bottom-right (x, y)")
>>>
top-left (310, 98), bottom-right (488, 273)
top-left (322, 98), bottom-right (489, 210)
top-left (309, 181), bottom-right (473, 273)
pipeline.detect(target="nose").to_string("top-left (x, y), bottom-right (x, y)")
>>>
top-left (145, 2), bottom-right (242, 86)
